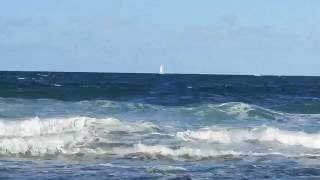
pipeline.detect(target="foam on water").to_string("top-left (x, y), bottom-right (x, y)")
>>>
top-left (130, 143), bottom-right (243, 159)
top-left (0, 114), bottom-right (319, 158)
top-left (112, 143), bottom-right (290, 160)
top-left (217, 102), bottom-right (255, 119)
top-left (177, 127), bottom-right (320, 149)
top-left (0, 116), bottom-right (158, 156)
top-left (2, 72), bottom-right (320, 178)
top-left (0, 99), bottom-right (319, 161)
top-left (0, 117), bottom-right (88, 137)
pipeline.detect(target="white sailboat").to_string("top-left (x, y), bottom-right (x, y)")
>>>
top-left (159, 64), bottom-right (164, 74)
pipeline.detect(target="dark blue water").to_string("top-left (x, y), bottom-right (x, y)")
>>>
top-left (0, 71), bottom-right (320, 179)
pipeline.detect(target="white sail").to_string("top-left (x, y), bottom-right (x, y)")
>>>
top-left (160, 64), bottom-right (164, 74)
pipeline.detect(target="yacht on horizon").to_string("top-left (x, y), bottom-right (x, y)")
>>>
top-left (159, 64), bottom-right (164, 74)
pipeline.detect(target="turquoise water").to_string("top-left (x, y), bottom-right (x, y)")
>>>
top-left (0, 71), bottom-right (320, 179)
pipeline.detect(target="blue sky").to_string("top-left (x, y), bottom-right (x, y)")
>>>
top-left (0, 0), bottom-right (320, 75)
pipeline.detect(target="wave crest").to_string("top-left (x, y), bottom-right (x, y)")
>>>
top-left (176, 127), bottom-right (320, 149)
top-left (0, 116), bottom-right (157, 156)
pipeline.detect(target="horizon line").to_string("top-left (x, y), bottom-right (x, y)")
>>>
top-left (0, 70), bottom-right (319, 77)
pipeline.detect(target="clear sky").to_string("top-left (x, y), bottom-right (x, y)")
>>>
top-left (1, 0), bottom-right (320, 75)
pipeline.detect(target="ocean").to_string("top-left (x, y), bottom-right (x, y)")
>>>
top-left (0, 71), bottom-right (320, 179)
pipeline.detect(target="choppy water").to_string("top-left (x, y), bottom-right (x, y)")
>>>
top-left (0, 71), bottom-right (320, 179)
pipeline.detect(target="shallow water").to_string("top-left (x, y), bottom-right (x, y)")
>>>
top-left (0, 71), bottom-right (320, 179)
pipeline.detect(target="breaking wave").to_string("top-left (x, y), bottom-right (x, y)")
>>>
top-left (0, 116), bottom-right (157, 156)
top-left (0, 99), bottom-right (320, 160)
top-left (176, 127), bottom-right (320, 149)
top-left (0, 115), bottom-right (319, 160)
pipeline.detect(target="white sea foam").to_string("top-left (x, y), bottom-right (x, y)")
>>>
top-left (0, 111), bottom-right (319, 159)
top-left (98, 163), bottom-right (131, 169)
top-left (0, 117), bottom-right (157, 156)
top-left (147, 165), bottom-right (187, 172)
top-left (53, 84), bottom-right (62, 87)
top-left (112, 143), bottom-right (242, 160)
top-left (176, 127), bottom-right (320, 149)
top-left (217, 102), bottom-right (255, 119)
top-left (111, 143), bottom-right (287, 160)
top-left (0, 117), bottom-right (89, 137)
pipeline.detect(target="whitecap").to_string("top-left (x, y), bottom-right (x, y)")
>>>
top-left (0, 116), bottom-right (158, 156)
top-left (111, 143), bottom-right (289, 160)
top-left (37, 74), bottom-right (49, 77)
top-left (147, 165), bottom-right (187, 173)
top-left (176, 126), bottom-right (320, 149)
top-left (99, 163), bottom-right (131, 169)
